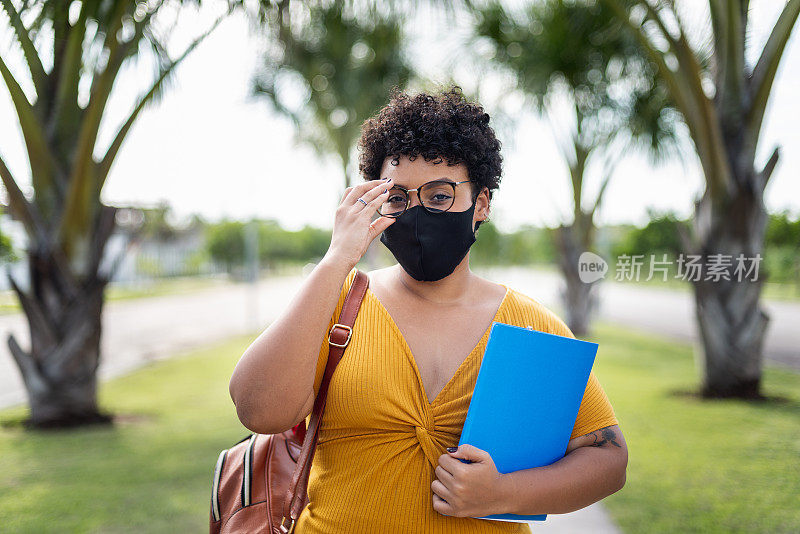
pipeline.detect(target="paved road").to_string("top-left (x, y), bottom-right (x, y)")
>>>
top-left (4, 266), bottom-right (799, 533)
top-left (0, 274), bottom-right (302, 408)
top-left (5, 267), bottom-right (795, 409)
top-left (484, 266), bottom-right (800, 371)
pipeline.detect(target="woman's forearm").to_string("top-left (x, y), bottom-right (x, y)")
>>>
top-left (228, 178), bottom-right (393, 434)
top-left (228, 253), bottom-right (355, 434)
top-left (497, 444), bottom-right (627, 516)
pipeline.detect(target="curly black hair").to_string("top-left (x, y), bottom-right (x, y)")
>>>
top-left (357, 85), bottom-right (503, 205)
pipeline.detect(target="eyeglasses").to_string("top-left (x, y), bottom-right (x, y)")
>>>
top-left (377, 179), bottom-right (473, 218)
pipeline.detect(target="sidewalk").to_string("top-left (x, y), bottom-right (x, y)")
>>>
top-left (537, 502), bottom-right (620, 533)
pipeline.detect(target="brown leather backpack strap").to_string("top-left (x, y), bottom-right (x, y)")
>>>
top-left (279, 268), bottom-right (369, 533)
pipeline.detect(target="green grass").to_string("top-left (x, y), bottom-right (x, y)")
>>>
top-left (0, 324), bottom-right (798, 533)
top-left (0, 335), bottom-right (254, 533)
top-left (586, 322), bottom-right (800, 534)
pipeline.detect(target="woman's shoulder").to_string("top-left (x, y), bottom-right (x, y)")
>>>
top-left (501, 285), bottom-right (575, 339)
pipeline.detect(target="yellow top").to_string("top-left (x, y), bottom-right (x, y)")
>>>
top-left (297, 268), bottom-right (619, 533)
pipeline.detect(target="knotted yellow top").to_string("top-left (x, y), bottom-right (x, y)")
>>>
top-left (297, 268), bottom-right (618, 533)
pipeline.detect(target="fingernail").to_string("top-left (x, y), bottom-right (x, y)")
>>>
top-left (446, 447), bottom-right (457, 453)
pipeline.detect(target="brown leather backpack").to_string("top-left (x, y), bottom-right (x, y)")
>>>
top-left (210, 269), bottom-right (369, 534)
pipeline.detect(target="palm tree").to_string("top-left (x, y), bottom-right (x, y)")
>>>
top-left (603, 0), bottom-right (800, 398)
top-left (0, 0), bottom-right (227, 427)
top-left (472, 0), bottom-right (679, 336)
top-left (251, 0), bottom-right (414, 191)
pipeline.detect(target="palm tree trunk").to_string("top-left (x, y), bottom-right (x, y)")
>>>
top-left (5, 206), bottom-right (121, 427)
top-left (689, 176), bottom-right (769, 399)
top-left (7, 251), bottom-right (111, 427)
top-left (553, 224), bottom-right (598, 337)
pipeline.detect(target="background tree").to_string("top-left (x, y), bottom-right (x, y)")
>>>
top-left (0, 203), bottom-right (17, 262)
top-left (0, 0), bottom-right (227, 427)
top-left (472, 0), bottom-right (680, 335)
top-left (604, 0), bottom-right (800, 398)
top-left (763, 210), bottom-right (800, 294)
top-left (613, 209), bottom-right (687, 261)
top-left (205, 218), bottom-right (330, 273)
top-left (252, 0), bottom-right (414, 190)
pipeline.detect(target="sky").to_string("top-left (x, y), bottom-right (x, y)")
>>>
top-left (0, 1), bottom-right (799, 234)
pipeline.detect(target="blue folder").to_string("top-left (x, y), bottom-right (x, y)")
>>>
top-left (457, 321), bottom-right (599, 523)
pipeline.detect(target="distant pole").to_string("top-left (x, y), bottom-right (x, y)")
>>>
top-left (245, 218), bottom-right (260, 332)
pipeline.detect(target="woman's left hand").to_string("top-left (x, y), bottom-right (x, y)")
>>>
top-left (432, 444), bottom-right (510, 518)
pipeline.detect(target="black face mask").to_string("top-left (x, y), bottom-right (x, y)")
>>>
top-left (379, 199), bottom-right (481, 282)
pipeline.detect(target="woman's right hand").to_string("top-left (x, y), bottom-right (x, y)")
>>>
top-left (324, 178), bottom-right (396, 269)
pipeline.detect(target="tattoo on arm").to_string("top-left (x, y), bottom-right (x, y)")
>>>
top-left (587, 426), bottom-right (622, 448)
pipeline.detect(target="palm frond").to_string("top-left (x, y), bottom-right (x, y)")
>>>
top-left (0, 0), bottom-right (47, 96)
top-left (97, 9), bottom-right (229, 190)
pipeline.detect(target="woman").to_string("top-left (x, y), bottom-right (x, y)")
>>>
top-left (229, 86), bottom-right (628, 533)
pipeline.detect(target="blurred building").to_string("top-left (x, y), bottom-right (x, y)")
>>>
top-left (0, 200), bottom-right (225, 292)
